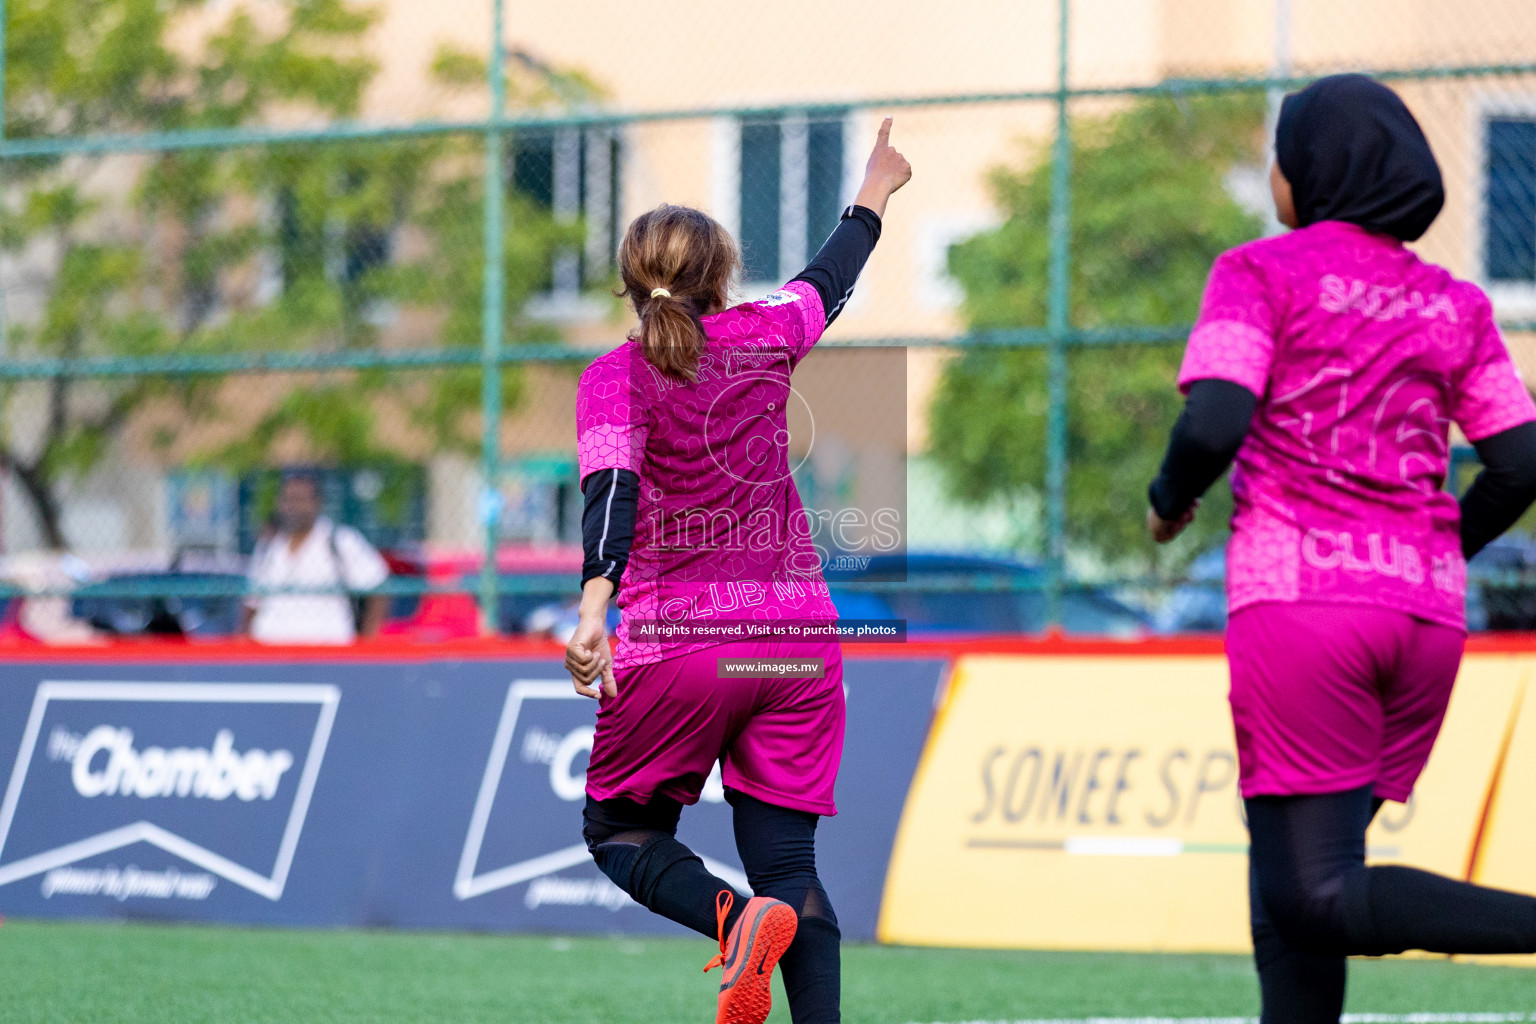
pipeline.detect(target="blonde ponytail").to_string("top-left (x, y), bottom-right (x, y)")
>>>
top-left (617, 204), bottom-right (740, 381)
top-left (638, 290), bottom-right (708, 381)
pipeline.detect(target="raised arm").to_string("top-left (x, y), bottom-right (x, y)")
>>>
top-left (789, 117), bottom-right (911, 327)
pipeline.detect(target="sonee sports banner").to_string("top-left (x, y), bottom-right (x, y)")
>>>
top-left (877, 652), bottom-right (1534, 954)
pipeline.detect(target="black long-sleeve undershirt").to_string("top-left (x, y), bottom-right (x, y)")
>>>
top-left (1148, 379), bottom-right (1257, 522)
top-left (791, 204), bottom-right (882, 326)
top-left (1461, 421), bottom-right (1536, 560)
top-left (1148, 382), bottom-right (1536, 560)
top-left (580, 468), bottom-right (639, 587)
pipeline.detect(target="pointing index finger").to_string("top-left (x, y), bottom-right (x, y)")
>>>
top-left (877, 117), bottom-right (892, 145)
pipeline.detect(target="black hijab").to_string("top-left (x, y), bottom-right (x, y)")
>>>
top-left (1275, 74), bottom-right (1444, 242)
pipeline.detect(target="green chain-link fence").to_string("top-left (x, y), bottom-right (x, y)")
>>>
top-left (2, 0), bottom-right (1535, 639)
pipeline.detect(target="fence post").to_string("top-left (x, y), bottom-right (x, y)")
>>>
top-left (1263, 0), bottom-right (1293, 236)
top-left (478, 0), bottom-right (508, 634)
top-left (1044, 0), bottom-right (1072, 627)
top-left (0, 0), bottom-right (8, 354)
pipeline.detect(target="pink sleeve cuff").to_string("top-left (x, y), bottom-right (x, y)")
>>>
top-left (1456, 362), bottom-right (1536, 442)
top-left (578, 422), bottom-right (643, 477)
top-left (1177, 320), bottom-right (1275, 397)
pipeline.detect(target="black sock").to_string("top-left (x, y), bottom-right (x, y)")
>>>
top-left (730, 789), bottom-right (840, 1024)
top-left (585, 796), bottom-right (744, 940)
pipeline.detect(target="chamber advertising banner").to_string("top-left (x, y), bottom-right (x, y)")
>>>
top-left (0, 655), bottom-right (944, 940)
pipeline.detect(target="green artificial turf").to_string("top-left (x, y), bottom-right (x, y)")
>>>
top-left (1, 920), bottom-right (1532, 1023)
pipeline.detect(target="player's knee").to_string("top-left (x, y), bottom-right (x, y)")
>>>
top-left (583, 795), bottom-right (683, 853)
top-left (1256, 870), bottom-right (1356, 953)
top-left (581, 802), bottom-right (625, 854)
top-left (583, 808), bottom-right (699, 906)
top-left (582, 816), bottom-right (611, 855)
top-left (581, 816), bottom-right (631, 885)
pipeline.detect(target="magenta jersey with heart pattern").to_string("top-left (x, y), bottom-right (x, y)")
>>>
top-left (577, 280), bottom-right (838, 668)
top-left (1179, 220), bottom-right (1536, 629)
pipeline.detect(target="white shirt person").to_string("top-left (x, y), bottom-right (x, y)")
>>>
top-left (243, 473), bottom-right (389, 644)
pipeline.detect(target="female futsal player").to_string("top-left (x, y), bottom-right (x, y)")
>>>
top-left (566, 118), bottom-right (910, 1024)
top-left (1148, 75), bottom-right (1536, 1023)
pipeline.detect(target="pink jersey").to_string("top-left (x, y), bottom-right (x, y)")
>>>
top-left (577, 280), bottom-right (839, 667)
top-left (1180, 221), bottom-right (1536, 630)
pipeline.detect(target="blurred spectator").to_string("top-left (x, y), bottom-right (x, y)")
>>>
top-left (242, 471), bottom-right (389, 644)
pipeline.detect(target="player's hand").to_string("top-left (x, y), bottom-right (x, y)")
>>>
top-left (566, 612), bottom-right (617, 700)
top-left (1148, 501), bottom-right (1198, 545)
top-left (866, 117), bottom-right (912, 195)
top-left (854, 118), bottom-right (912, 217)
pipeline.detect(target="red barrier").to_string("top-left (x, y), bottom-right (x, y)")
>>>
top-left (2, 631), bottom-right (1534, 663)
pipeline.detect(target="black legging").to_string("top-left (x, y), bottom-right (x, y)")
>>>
top-left (583, 789), bottom-right (840, 1024)
top-left (1247, 785), bottom-right (1536, 1024)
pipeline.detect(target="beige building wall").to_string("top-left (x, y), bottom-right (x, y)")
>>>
top-left (351, 0), bottom-right (1536, 349)
top-left (339, 0), bottom-right (1167, 468)
top-left (15, 0), bottom-right (1536, 555)
top-left (350, 0), bottom-right (1171, 348)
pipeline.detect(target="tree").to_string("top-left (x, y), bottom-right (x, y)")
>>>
top-left (928, 94), bottom-right (1267, 571)
top-left (1, 0), bottom-right (586, 548)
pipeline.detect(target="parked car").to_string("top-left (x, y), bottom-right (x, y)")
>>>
top-left (376, 544), bottom-right (582, 640)
top-left (61, 545), bottom-right (1160, 641)
top-left (828, 553), bottom-right (1152, 638)
top-left (58, 544), bottom-right (582, 642)
top-left (70, 551), bottom-right (249, 639)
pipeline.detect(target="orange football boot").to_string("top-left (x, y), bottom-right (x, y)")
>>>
top-left (703, 890), bottom-right (799, 1024)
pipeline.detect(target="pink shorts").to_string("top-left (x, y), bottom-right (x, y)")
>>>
top-left (585, 638), bottom-right (845, 816)
top-left (1227, 601), bottom-right (1465, 802)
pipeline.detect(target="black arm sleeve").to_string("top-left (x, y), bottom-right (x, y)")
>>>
top-left (1460, 421), bottom-right (1536, 560)
top-left (790, 204), bottom-right (882, 327)
top-left (580, 468), bottom-right (639, 587)
top-left (1147, 379), bottom-right (1259, 521)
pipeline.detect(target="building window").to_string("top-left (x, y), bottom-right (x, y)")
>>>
top-left (1485, 116), bottom-right (1536, 285)
top-left (276, 185), bottom-right (392, 294)
top-left (496, 455), bottom-right (580, 545)
top-left (511, 126), bottom-right (623, 299)
top-left (736, 112), bottom-right (850, 283)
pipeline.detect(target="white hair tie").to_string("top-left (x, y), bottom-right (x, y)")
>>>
top-left (649, 287), bottom-right (671, 299)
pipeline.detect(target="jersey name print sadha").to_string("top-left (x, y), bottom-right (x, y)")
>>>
top-left (1317, 274), bottom-right (1460, 323)
top-left (1179, 220), bottom-right (1536, 629)
top-left (576, 280), bottom-right (839, 668)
